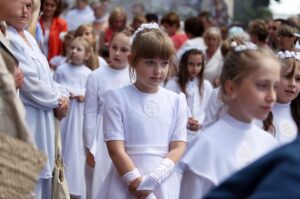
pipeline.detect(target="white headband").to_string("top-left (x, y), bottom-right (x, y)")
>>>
top-left (278, 50), bottom-right (300, 61)
top-left (130, 23), bottom-right (160, 44)
top-left (230, 41), bottom-right (258, 52)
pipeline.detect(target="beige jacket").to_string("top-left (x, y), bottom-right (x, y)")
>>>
top-left (0, 28), bottom-right (33, 143)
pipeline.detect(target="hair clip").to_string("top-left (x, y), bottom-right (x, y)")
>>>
top-left (231, 41), bottom-right (258, 52)
top-left (278, 50), bottom-right (300, 61)
top-left (130, 23), bottom-right (160, 44)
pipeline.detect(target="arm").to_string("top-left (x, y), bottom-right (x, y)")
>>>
top-left (107, 140), bottom-right (137, 176)
top-left (83, 74), bottom-right (98, 155)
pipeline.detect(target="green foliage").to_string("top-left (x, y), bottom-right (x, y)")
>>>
top-left (233, 0), bottom-right (279, 27)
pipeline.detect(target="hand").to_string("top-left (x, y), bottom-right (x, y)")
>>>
top-left (128, 177), bottom-right (151, 199)
top-left (187, 117), bottom-right (201, 132)
top-left (14, 67), bottom-right (24, 89)
top-left (76, 95), bottom-right (85, 102)
top-left (54, 96), bottom-right (69, 120)
top-left (86, 150), bottom-right (95, 168)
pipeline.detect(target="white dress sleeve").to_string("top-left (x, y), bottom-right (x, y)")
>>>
top-left (103, 89), bottom-right (125, 141)
top-left (180, 169), bottom-right (214, 199)
top-left (171, 93), bottom-right (188, 142)
top-left (83, 73), bottom-right (98, 150)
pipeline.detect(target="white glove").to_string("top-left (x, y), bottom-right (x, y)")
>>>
top-left (122, 168), bottom-right (141, 185)
top-left (122, 168), bottom-right (157, 199)
top-left (137, 158), bottom-right (175, 191)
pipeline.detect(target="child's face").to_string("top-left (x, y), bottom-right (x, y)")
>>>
top-left (109, 33), bottom-right (130, 69)
top-left (69, 41), bottom-right (88, 65)
top-left (81, 28), bottom-right (95, 44)
top-left (277, 64), bottom-right (300, 104)
top-left (134, 58), bottom-right (169, 93)
top-left (227, 58), bottom-right (280, 122)
top-left (187, 54), bottom-right (203, 80)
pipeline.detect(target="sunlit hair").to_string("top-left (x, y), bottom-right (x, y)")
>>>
top-left (178, 49), bottom-right (205, 97)
top-left (220, 46), bottom-right (278, 103)
top-left (203, 27), bottom-right (222, 41)
top-left (248, 19), bottom-right (268, 43)
top-left (278, 24), bottom-right (299, 44)
top-left (108, 7), bottom-right (127, 31)
top-left (74, 25), bottom-right (100, 70)
top-left (68, 37), bottom-right (94, 70)
top-left (219, 46), bottom-right (279, 133)
top-left (129, 28), bottom-right (175, 79)
top-left (279, 56), bottom-right (300, 131)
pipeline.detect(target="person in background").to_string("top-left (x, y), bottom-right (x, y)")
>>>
top-left (103, 7), bottom-right (127, 47)
top-left (64, 0), bottom-right (95, 31)
top-left (39, 0), bottom-right (67, 61)
top-left (203, 27), bottom-right (223, 87)
top-left (248, 19), bottom-right (269, 48)
top-left (272, 51), bottom-right (300, 145)
top-left (177, 17), bottom-right (206, 61)
top-left (130, 15), bottom-right (147, 31)
top-left (161, 12), bottom-right (188, 50)
top-left (278, 24), bottom-right (300, 52)
top-left (145, 13), bottom-right (159, 23)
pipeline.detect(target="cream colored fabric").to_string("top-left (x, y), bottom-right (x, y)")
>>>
top-left (0, 30), bottom-right (33, 143)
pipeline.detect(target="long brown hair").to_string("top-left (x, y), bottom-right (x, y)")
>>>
top-left (177, 49), bottom-right (205, 97)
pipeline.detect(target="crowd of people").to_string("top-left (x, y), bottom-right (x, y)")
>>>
top-left (0, 0), bottom-right (300, 198)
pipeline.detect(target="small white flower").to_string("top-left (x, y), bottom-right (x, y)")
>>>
top-left (130, 23), bottom-right (161, 44)
top-left (234, 42), bottom-right (257, 52)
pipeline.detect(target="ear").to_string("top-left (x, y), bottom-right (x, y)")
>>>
top-left (224, 79), bottom-right (237, 100)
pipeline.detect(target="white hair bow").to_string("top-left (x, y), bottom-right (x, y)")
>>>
top-left (230, 41), bottom-right (258, 52)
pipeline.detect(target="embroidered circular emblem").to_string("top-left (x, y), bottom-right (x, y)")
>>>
top-left (144, 99), bottom-right (160, 117)
top-left (279, 120), bottom-right (297, 139)
top-left (236, 144), bottom-right (253, 166)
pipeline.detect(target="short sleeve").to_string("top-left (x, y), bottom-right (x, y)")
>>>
top-left (103, 89), bottom-right (125, 141)
top-left (171, 92), bottom-right (188, 142)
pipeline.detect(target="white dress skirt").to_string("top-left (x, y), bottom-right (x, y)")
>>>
top-left (97, 85), bottom-right (188, 199)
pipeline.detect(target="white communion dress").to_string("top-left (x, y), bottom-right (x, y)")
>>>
top-left (97, 85), bottom-right (188, 199)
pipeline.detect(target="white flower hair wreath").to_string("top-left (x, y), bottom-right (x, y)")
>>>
top-left (129, 23), bottom-right (161, 44)
top-left (230, 41), bottom-right (258, 52)
top-left (278, 50), bottom-right (300, 61)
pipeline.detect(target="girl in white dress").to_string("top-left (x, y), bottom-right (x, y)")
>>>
top-left (98, 23), bottom-right (188, 199)
top-left (83, 30), bottom-right (132, 199)
top-left (54, 37), bottom-right (92, 198)
top-left (166, 49), bottom-right (213, 142)
top-left (179, 43), bottom-right (281, 199)
top-left (273, 51), bottom-right (300, 145)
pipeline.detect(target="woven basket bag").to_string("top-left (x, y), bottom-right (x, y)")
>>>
top-left (0, 133), bottom-right (46, 199)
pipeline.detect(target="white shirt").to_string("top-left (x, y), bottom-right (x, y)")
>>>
top-left (273, 102), bottom-right (298, 145)
top-left (65, 6), bottom-right (95, 31)
top-left (180, 113), bottom-right (278, 198)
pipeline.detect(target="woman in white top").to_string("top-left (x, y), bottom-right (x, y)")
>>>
top-left (83, 30), bottom-right (132, 199)
top-left (180, 43), bottom-right (280, 199)
top-left (273, 51), bottom-right (300, 145)
top-left (203, 27), bottom-right (223, 87)
top-left (166, 49), bottom-right (213, 142)
top-left (98, 23), bottom-right (187, 199)
top-left (6, 0), bottom-right (69, 198)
